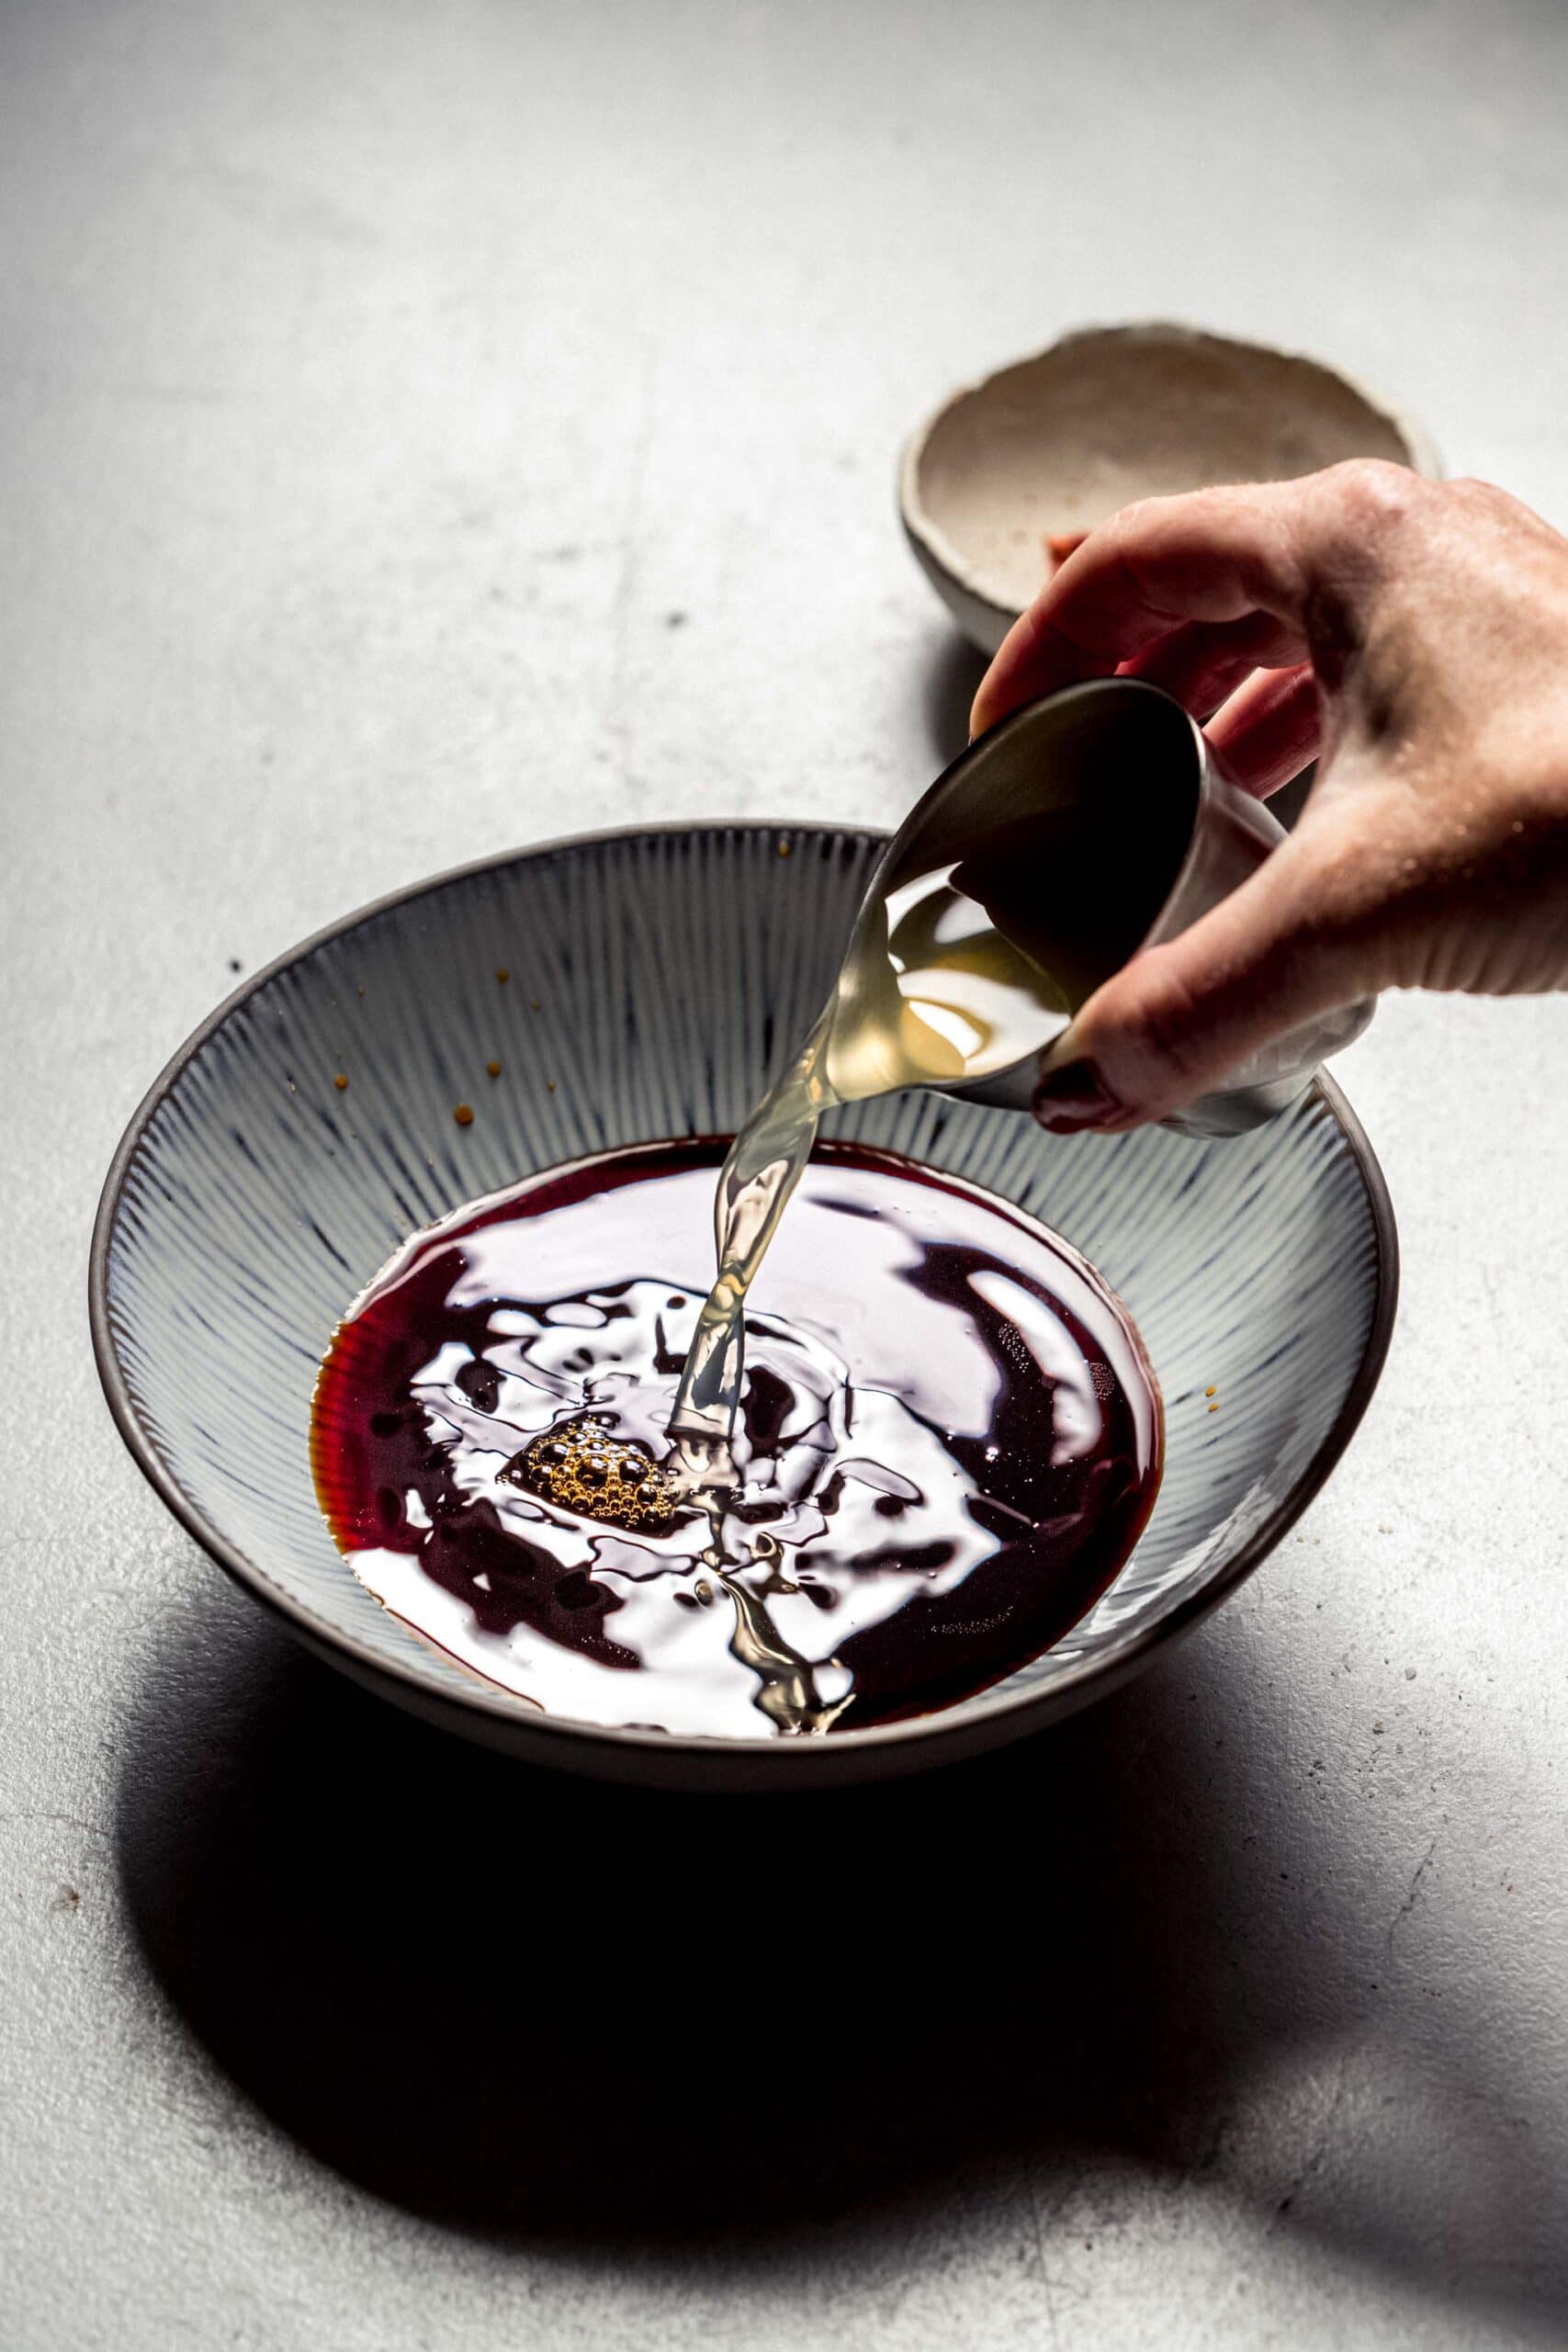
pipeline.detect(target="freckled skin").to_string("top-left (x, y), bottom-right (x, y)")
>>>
top-left (973, 464), bottom-right (1568, 1126)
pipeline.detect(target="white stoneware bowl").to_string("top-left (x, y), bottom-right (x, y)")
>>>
top-left (92, 824), bottom-right (1396, 1790)
top-left (900, 322), bottom-right (1440, 652)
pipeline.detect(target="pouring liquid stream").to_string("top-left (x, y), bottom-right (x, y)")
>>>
top-left (666, 814), bottom-right (1139, 1469)
top-left (654, 852), bottom-right (1089, 1724)
top-left (652, 784), bottom-right (1187, 1725)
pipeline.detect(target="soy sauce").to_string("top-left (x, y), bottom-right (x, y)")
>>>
top-left (312, 1140), bottom-right (1162, 1737)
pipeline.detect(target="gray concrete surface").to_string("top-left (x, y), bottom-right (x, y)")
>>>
top-left (4, 1), bottom-right (1568, 2345)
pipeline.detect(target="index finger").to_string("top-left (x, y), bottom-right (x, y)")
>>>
top-left (970, 479), bottom-right (1315, 737)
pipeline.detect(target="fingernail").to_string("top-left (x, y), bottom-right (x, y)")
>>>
top-left (1032, 1057), bottom-right (1122, 1132)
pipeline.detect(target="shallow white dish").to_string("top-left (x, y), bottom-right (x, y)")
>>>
top-left (900, 321), bottom-right (1440, 652)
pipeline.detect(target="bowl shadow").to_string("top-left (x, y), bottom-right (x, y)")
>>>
top-left (96, 1585), bottom-right (1426, 2243)
top-left (118, 1594), bottom-right (1258, 2242)
top-left (113, 1580), bottom-right (1568, 2337)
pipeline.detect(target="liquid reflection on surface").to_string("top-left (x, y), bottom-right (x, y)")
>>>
top-left (316, 1144), bottom-right (1159, 1737)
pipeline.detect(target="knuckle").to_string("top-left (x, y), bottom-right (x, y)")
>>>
top-left (1290, 820), bottom-right (1404, 985)
top-left (1100, 495), bottom-right (1168, 563)
top-left (1106, 492), bottom-right (1168, 537)
top-left (1108, 956), bottom-right (1210, 1082)
top-left (1442, 473), bottom-right (1517, 513)
top-left (1440, 475), bottom-right (1526, 537)
top-left (1443, 475), bottom-right (1565, 553)
top-left (1321, 457), bottom-right (1427, 535)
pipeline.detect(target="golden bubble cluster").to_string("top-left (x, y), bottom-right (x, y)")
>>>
top-left (509, 1417), bottom-right (679, 1535)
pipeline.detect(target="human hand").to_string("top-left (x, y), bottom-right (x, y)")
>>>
top-left (970, 463), bottom-right (1568, 1133)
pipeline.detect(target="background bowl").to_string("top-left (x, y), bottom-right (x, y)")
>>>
top-left (92, 825), bottom-right (1396, 1789)
top-left (900, 321), bottom-right (1442, 652)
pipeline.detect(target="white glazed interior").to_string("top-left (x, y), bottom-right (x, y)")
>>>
top-left (901, 322), bottom-right (1439, 649)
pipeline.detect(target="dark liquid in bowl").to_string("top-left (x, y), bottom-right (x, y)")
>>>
top-left (312, 1140), bottom-right (1161, 1737)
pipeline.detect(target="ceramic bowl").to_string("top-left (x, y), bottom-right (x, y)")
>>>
top-left (92, 825), bottom-right (1395, 1790)
top-left (900, 322), bottom-right (1441, 653)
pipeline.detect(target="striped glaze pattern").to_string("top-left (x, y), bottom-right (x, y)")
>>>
top-left (95, 826), bottom-right (1394, 1751)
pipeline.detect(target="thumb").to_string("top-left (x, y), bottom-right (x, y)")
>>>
top-left (1031, 831), bottom-right (1364, 1133)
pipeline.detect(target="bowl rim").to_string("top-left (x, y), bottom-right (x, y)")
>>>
top-left (897, 318), bottom-right (1445, 632)
top-left (90, 819), bottom-right (1399, 1772)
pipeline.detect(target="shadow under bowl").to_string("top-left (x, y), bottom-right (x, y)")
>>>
top-left (91, 823), bottom-right (1395, 1789)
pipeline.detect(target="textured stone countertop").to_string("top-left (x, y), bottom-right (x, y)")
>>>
top-left (4, 2), bottom-right (1566, 2345)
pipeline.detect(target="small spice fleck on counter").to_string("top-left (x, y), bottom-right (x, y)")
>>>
top-left (454, 1102), bottom-right (474, 1126)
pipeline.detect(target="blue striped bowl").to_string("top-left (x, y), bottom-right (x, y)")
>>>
top-left (91, 825), bottom-right (1395, 1788)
